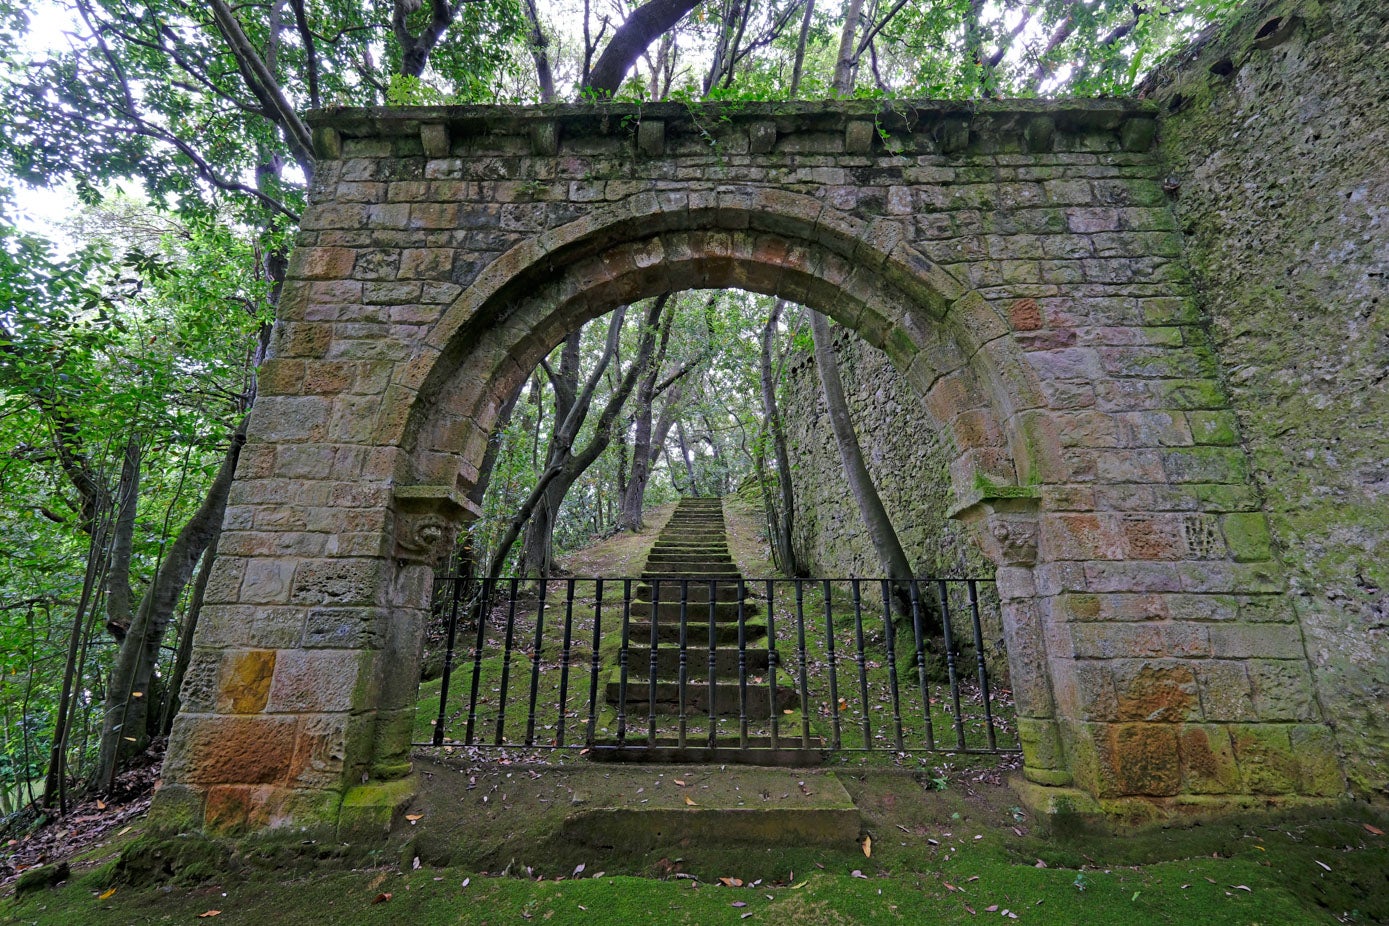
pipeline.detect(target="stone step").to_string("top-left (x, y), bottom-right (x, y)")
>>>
top-left (561, 768), bottom-right (856, 848)
top-left (629, 599), bottom-right (758, 620)
top-left (641, 569), bottom-right (743, 581)
top-left (583, 739), bottom-right (827, 767)
top-left (637, 581), bottom-right (745, 601)
top-left (644, 553), bottom-right (735, 565)
top-left (605, 679), bottom-right (799, 717)
top-left (627, 619), bottom-right (763, 646)
top-left (616, 646), bottom-right (771, 674)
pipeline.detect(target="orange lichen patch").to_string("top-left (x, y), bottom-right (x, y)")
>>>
top-left (1101, 722), bottom-right (1181, 796)
top-left (1116, 663), bottom-right (1197, 722)
top-left (181, 716), bottom-right (299, 786)
top-left (1177, 724), bottom-right (1240, 793)
top-left (217, 649), bottom-right (277, 714)
top-left (1009, 297), bottom-right (1043, 330)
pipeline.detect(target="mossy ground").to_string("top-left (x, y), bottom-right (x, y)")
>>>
top-left (7, 774), bottom-right (1386, 925)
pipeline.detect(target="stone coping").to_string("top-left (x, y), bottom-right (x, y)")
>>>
top-left (307, 98), bottom-right (1157, 153)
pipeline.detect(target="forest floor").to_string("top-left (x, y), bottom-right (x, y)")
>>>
top-left (3, 500), bottom-right (1387, 924)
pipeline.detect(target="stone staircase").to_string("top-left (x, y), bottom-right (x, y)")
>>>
top-left (598, 498), bottom-right (809, 762)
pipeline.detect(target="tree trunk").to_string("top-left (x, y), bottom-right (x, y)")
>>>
top-left (158, 527), bottom-right (220, 736)
top-left (808, 311), bottom-right (916, 585)
top-left (94, 417), bottom-right (248, 788)
top-left (104, 437), bottom-right (141, 640)
top-left (760, 300), bottom-right (802, 576)
top-left (833, 0), bottom-right (868, 92)
top-left (582, 0), bottom-right (702, 97)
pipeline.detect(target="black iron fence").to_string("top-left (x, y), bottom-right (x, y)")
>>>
top-left (421, 577), bottom-right (1019, 760)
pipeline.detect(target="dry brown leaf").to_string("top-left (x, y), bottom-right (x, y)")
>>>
top-left (1364, 823), bottom-right (1385, 836)
top-left (684, 796), bottom-right (697, 806)
top-left (674, 779), bottom-right (687, 786)
top-left (719, 877), bottom-right (743, 887)
top-left (372, 892), bottom-right (392, 904)
top-left (197, 912), bottom-right (222, 919)
top-left (98, 888), bottom-right (117, 900)
top-left (96, 800), bottom-right (107, 810)
top-left (405, 813), bottom-right (424, 822)
top-left (861, 835), bottom-right (872, 858)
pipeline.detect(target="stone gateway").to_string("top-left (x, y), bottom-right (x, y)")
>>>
top-left (153, 0), bottom-right (1387, 836)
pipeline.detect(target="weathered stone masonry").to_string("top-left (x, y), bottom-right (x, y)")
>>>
top-left (154, 85), bottom-right (1348, 834)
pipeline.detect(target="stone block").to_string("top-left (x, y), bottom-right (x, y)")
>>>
top-left (1246, 659), bottom-right (1316, 721)
top-left (1178, 724), bottom-right (1240, 793)
top-left (1288, 725), bottom-right (1345, 797)
top-left (1196, 661), bottom-right (1257, 721)
top-left (1098, 722), bottom-right (1181, 796)
top-left (637, 119), bottom-right (665, 156)
top-left (1019, 717), bottom-right (1066, 770)
top-left (239, 558), bottom-right (297, 604)
top-left (1112, 660), bottom-right (1200, 722)
top-left (215, 649), bottom-right (277, 714)
top-left (1187, 410), bottom-right (1239, 445)
top-left (291, 557), bottom-right (389, 607)
top-left (845, 120), bottom-right (875, 154)
top-left (267, 649), bottom-right (372, 714)
top-left (1229, 724), bottom-right (1297, 794)
top-left (1208, 623), bottom-right (1304, 660)
top-left (746, 120), bottom-right (777, 154)
top-left (167, 714), bottom-right (300, 786)
top-left (529, 120), bottom-right (558, 156)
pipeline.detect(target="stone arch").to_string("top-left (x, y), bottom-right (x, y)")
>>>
top-left (392, 191), bottom-right (1053, 517)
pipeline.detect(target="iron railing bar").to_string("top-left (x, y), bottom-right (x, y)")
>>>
top-left (464, 576), bottom-right (492, 746)
top-left (766, 579), bottom-right (780, 752)
top-left (494, 577), bottom-right (520, 746)
top-left (822, 579), bottom-right (841, 752)
top-left (677, 580), bottom-right (689, 750)
top-left (794, 579), bottom-right (811, 749)
top-left (431, 570), bottom-right (467, 746)
top-left (585, 579), bottom-right (604, 747)
top-left (937, 578), bottom-right (967, 750)
top-left (523, 579), bottom-right (549, 747)
top-left (707, 580), bottom-right (718, 749)
top-left (966, 579), bottom-right (999, 751)
top-left (850, 579), bottom-right (872, 751)
top-left (907, 580), bottom-right (936, 751)
top-left (616, 579), bottom-right (631, 746)
top-left (647, 579), bottom-right (661, 745)
top-left (555, 578), bottom-right (577, 748)
top-left (736, 578), bottom-right (748, 751)
top-left (881, 579), bottom-right (905, 753)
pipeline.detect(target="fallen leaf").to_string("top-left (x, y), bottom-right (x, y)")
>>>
top-left (944, 882), bottom-right (960, 892)
top-left (685, 796), bottom-right (698, 806)
top-left (1034, 859), bottom-right (1047, 868)
top-left (96, 800), bottom-right (107, 810)
top-left (573, 863), bottom-right (586, 877)
top-left (197, 912), bottom-right (221, 919)
top-left (719, 877), bottom-right (744, 887)
top-left (674, 779), bottom-right (687, 787)
top-left (461, 877), bottom-right (470, 888)
top-left (967, 876), bottom-right (980, 883)
top-left (1363, 823), bottom-right (1384, 837)
top-left (862, 835), bottom-right (872, 858)
top-left (732, 901), bottom-right (747, 908)
top-left (851, 870), bottom-right (867, 879)
top-left (1315, 860), bottom-right (1331, 871)
top-left (1233, 885), bottom-right (1252, 892)
top-left (963, 904), bottom-right (976, 915)
top-left (372, 892), bottom-right (392, 904)
top-left (406, 813), bottom-right (424, 822)
top-left (412, 857), bottom-right (421, 870)
top-left (986, 905), bottom-right (999, 912)
top-left (99, 888), bottom-right (117, 900)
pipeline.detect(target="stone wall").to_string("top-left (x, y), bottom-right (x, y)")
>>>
top-left (1149, 0), bottom-right (1388, 799)
top-left (780, 327), bottom-right (991, 580)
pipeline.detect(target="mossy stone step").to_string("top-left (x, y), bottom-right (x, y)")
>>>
top-left (629, 599), bottom-right (759, 620)
top-left (583, 740), bottom-right (828, 767)
top-left (617, 646), bottom-right (770, 674)
top-left (637, 582), bottom-right (745, 602)
top-left (627, 619), bottom-right (765, 645)
top-left (604, 679), bottom-right (798, 717)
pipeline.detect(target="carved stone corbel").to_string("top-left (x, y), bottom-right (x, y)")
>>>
top-left (391, 485), bottom-right (481, 566)
top-left (950, 493), bottom-right (1041, 567)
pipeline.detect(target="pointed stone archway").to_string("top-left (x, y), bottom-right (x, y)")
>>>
top-left (153, 101), bottom-right (1341, 836)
